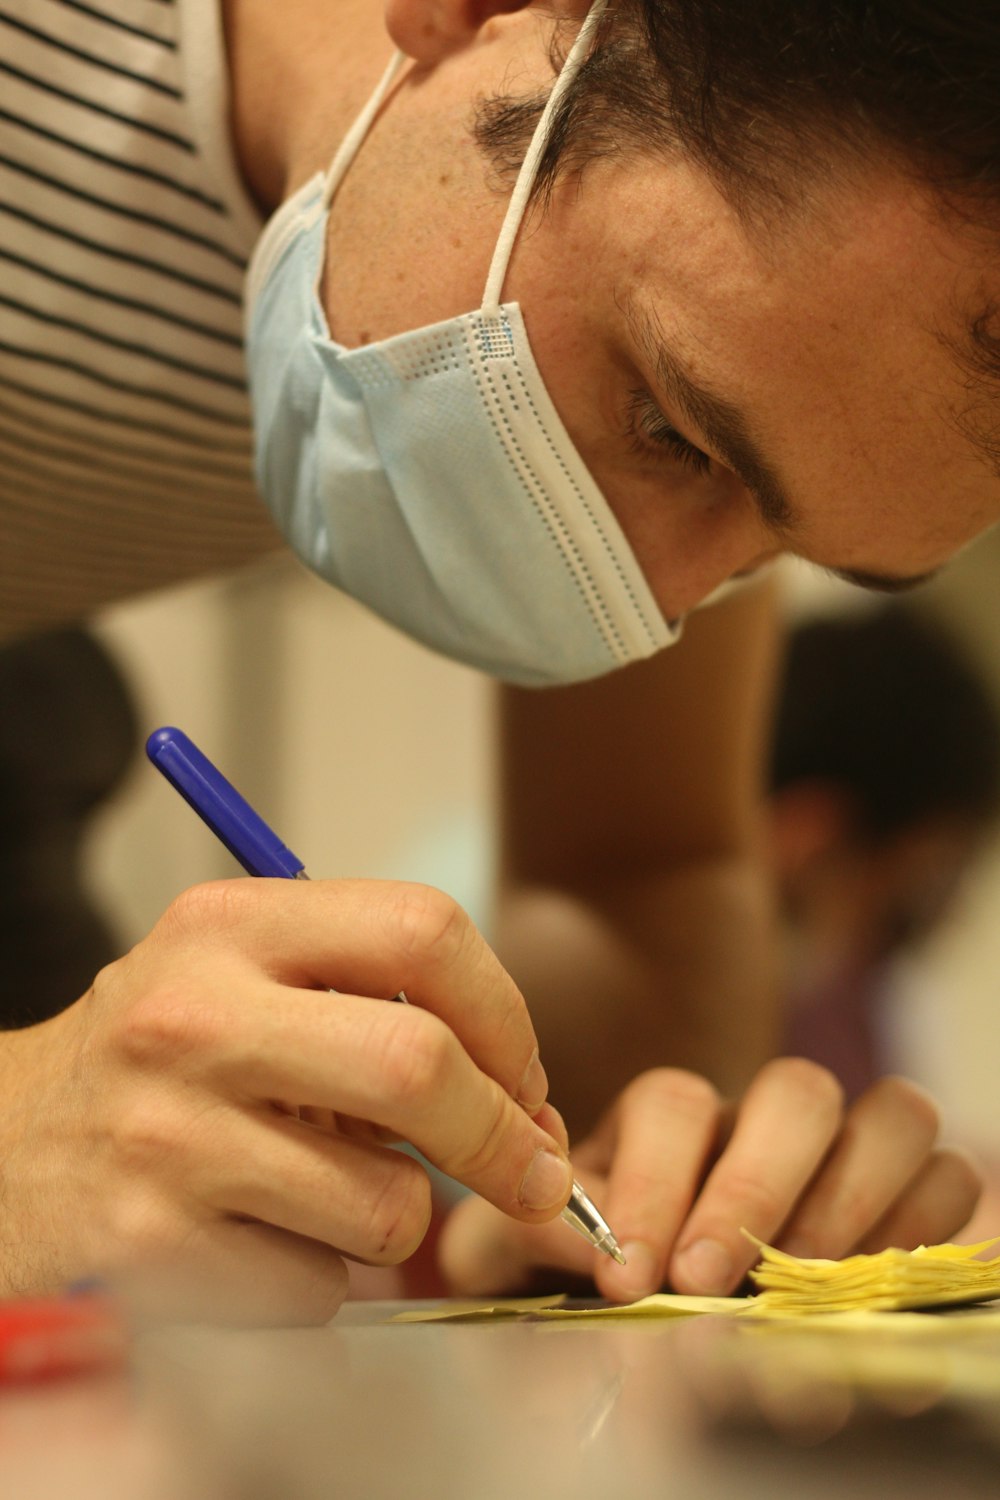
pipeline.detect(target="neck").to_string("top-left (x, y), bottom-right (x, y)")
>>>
top-left (222, 0), bottom-right (395, 211)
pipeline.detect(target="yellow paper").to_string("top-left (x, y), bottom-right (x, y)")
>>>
top-left (392, 1292), bottom-right (749, 1324)
top-left (535, 1293), bottom-right (750, 1320)
top-left (747, 1234), bottom-right (1000, 1313)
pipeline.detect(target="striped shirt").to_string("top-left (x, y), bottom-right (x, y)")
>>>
top-left (0, 0), bottom-right (284, 641)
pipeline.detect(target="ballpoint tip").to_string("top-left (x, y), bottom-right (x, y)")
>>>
top-left (611, 1245), bottom-right (626, 1267)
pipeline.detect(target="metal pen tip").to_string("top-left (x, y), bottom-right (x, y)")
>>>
top-left (562, 1181), bottom-right (627, 1264)
top-left (595, 1229), bottom-right (626, 1266)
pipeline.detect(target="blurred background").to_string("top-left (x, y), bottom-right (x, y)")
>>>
top-left (36, 526), bottom-right (1000, 1214)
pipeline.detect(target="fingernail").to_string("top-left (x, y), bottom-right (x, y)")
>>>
top-left (603, 1241), bottom-right (658, 1301)
top-left (516, 1050), bottom-right (549, 1113)
top-left (519, 1149), bottom-right (571, 1211)
top-left (673, 1238), bottom-right (735, 1294)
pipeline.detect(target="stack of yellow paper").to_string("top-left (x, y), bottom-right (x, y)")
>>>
top-left (748, 1237), bottom-right (1000, 1314)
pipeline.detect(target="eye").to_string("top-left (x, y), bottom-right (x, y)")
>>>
top-left (625, 390), bottom-right (712, 476)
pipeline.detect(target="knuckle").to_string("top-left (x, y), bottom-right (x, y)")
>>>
top-left (114, 983), bottom-right (224, 1070)
top-left (384, 883), bottom-right (468, 970)
top-left (103, 1184), bottom-right (184, 1268)
top-left (821, 1182), bottom-right (881, 1244)
top-left (158, 879), bottom-right (256, 944)
top-left (111, 1091), bottom-right (197, 1177)
top-left (937, 1145), bottom-right (983, 1208)
top-left (374, 1007), bottom-right (453, 1104)
top-left (443, 1087), bottom-right (512, 1187)
top-left (160, 876), bottom-right (248, 930)
top-left (868, 1074), bottom-right (941, 1138)
top-left (362, 1161), bottom-right (432, 1264)
top-left (763, 1056), bottom-right (845, 1118)
top-left (714, 1169), bottom-right (786, 1232)
top-left (622, 1067), bottom-right (720, 1122)
top-left (86, 957), bottom-right (124, 1018)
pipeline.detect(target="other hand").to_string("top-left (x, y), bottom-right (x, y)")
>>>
top-left (439, 1058), bottom-right (981, 1300)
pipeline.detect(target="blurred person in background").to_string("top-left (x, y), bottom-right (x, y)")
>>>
top-left (0, 628), bottom-right (138, 1029)
top-left (769, 605), bottom-right (1000, 1238)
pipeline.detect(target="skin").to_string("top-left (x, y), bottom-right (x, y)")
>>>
top-left (0, 0), bottom-right (988, 1319)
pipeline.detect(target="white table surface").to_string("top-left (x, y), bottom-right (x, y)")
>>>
top-left (2, 1298), bottom-right (1000, 1500)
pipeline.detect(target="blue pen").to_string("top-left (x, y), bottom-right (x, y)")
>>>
top-left (145, 725), bottom-right (626, 1267)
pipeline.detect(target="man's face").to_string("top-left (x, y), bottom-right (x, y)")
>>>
top-left (324, 14), bottom-right (1000, 619)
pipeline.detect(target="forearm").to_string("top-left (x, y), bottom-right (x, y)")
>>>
top-left (495, 850), bottom-right (782, 1141)
top-left (494, 580), bottom-right (785, 1140)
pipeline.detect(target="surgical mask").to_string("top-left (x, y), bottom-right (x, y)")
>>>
top-left (245, 1), bottom-right (680, 686)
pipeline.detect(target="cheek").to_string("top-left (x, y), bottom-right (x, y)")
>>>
top-left (591, 467), bottom-right (779, 619)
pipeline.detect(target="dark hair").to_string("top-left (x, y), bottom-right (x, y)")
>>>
top-left (477, 2), bottom-right (1000, 222)
top-left (769, 605), bottom-right (1000, 841)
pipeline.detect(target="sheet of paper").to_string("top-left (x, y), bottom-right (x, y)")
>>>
top-left (392, 1293), bottom-right (750, 1323)
top-left (392, 1295), bottom-right (567, 1323)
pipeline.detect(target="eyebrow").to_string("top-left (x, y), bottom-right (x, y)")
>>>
top-left (627, 299), bottom-right (944, 594)
top-left (626, 299), bottom-right (798, 535)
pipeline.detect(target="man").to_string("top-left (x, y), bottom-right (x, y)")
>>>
top-left (770, 605), bottom-right (1000, 1100)
top-left (0, 0), bottom-right (991, 1320)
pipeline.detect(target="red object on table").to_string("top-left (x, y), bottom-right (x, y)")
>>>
top-left (0, 1292), bottom-right (129, 1384)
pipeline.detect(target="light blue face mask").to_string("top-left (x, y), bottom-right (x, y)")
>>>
top-left (244, 1), bottom-right (680, 687)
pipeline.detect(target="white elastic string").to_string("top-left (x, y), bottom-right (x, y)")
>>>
top-left (481, 0), bottom-right (609, 316)
top-left (322, 50), bottom-right (410, 209)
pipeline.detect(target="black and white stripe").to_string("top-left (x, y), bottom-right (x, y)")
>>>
top-left (0, 0), bottom-right (282, 638)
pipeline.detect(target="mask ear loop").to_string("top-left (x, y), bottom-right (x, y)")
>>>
top-left (481, 0), bottom-right (609, 318)
top-left (322, 50), bottom-right (411, 209)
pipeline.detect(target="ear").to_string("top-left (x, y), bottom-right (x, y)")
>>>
top-left (768, 780), bottom-right (858, 882)
top-left (384, 0), bottom-right (591, 65)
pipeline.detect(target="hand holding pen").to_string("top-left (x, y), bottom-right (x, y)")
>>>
top-left (146, 727), bottom-right (624, 1271)
top-left (0, 726), bottom-right (622, 1325)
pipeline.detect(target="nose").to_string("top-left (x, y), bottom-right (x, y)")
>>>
top-left (659, 533), bottom-right (785, 618)
top-left (732, 552), bottom-right (783, 583)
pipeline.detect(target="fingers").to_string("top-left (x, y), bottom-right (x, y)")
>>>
top-left (857, 1144), bottom-right (983, 1252)
top-left (666, 1058), bottom-right (845, 1296)
top-left (198, 1109), bottom-right (433, 1266)
top-left (199, 1100), bottom-right (566, 1269)
top-left (775, 1075), bottom-right (941, 1258)
top-left (109, 960), bottom-right (573, 1228)
top-left (244, 992), bottom-right (573, 1220)
top-left (592, 1062), bottom-right (973, 1305)
top-left (585, 1069), bottom-right (727, 1301)
top-left (155, 879), bottom-right (548, 1110)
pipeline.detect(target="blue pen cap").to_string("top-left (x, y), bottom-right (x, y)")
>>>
top-left (145, 726), bottom-right (305, 880)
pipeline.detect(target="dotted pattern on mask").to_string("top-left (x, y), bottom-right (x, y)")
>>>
top-left (468, 312), bottom-right (664, 659)
top-left (475, 320), bottom-right (516, 361)
top-left (346, 329), bottom-right (464, 388)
